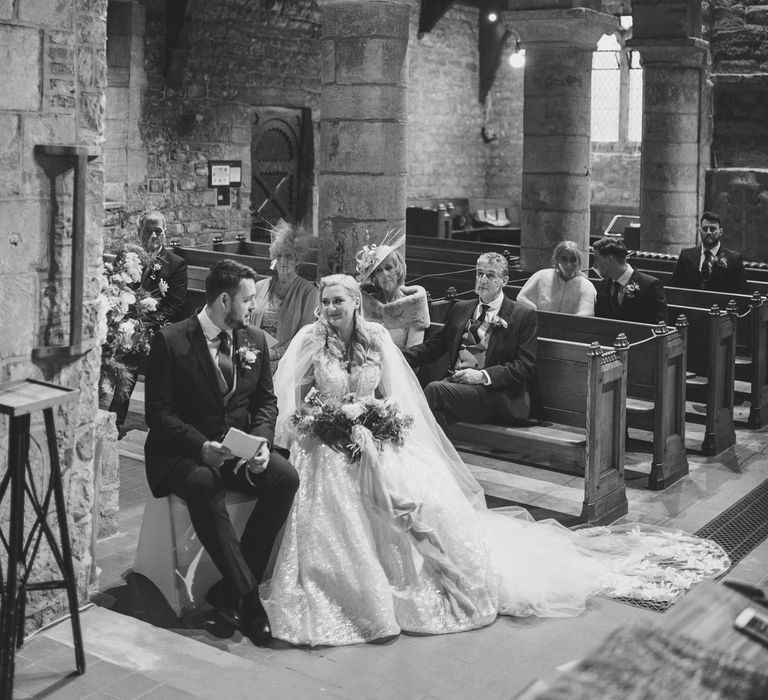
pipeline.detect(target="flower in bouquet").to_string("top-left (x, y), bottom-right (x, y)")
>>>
top-left (99, 244), bottom-right (170, 405)
top-left (292, 388), bottom-right (413, 462)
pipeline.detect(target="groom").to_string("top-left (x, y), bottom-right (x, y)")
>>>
top-left (403, 252), bottom-right (537, 428)
top-left (144, 259), bottom-right (298, 644)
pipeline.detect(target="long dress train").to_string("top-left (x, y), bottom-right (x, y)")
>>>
top-left (261, 323), bottom-right (730, 647)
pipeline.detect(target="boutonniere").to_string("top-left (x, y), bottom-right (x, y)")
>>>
top-left (714, 255), bottom-right (728, 269)
top-left (489, 316), bottom-right (508, 330)
top-left (157, 278), bottom-right (168, 297)
top-left (237, 341), bottom-right (260, 368)
top-left (624, 282), bottom-right (640, 299)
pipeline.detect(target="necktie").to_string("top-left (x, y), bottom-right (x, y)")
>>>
top-left (469, 304), bottom-right (490, 344)
top-left (217, 331), bottom-right (234, 393)
top-left (701, 250), bottom-right (713, 279)
top-left (610, 281), bottom-right (622, 309)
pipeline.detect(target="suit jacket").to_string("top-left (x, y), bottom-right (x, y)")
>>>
top-left (403, 296), bottom-right (537, 417)
top-left (141, 247), bottom-right (188, 324)
top-left (144, 315), bottom-right (277, 497)
top-left (594, 270), bottom-right (668, 325)
top-left (671, 246), bottom-right (749, 295)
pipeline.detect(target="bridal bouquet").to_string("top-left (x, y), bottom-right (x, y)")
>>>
top-left (292, 388), bottom-right (413, 462)
top-left (98, 244), bottom-right (169, 402)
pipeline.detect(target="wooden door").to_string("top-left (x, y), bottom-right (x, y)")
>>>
top-left (250, 106), bottom-right (311, 239)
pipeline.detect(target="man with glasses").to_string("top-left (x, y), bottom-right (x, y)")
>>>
top-left (403, 252), bottom-right (537, 429)
top-left (671, 212), bottom-right (748, 294)
top-left (110, 211), bottom-right (188, 437)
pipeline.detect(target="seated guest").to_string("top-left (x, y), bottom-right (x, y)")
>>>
top-left (250, 220), bottom-right (317, 368)
top-left (109, 210), bottom-right (188, 437)
top-left (403, 252), bottom-right (537, 429)
top-left (517, 240), bottom-right (596, 315)
top-left (593, 237), bottom-right (668, 325)
top-left (671, 211), bottom-right (749, 295)
top-left (356, 230), bottom-right (430, 349)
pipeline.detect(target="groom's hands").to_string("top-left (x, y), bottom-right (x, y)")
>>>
top-left (245, 442), bottom-right (270, 475)
top-left (201, 440), bottom-right (233, 470)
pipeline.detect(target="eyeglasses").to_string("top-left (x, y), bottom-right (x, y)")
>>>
top-left (145, 227), bottom-right (164, 236)
top-left (700, 225), bottom-right (720, 233)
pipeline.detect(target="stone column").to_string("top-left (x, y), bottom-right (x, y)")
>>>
top-left (316, 0), bottom-right (410, 276)
top-left (628, 40), bottom-right (709, 252)
top-left (503, 7), bottom-right (619, 271)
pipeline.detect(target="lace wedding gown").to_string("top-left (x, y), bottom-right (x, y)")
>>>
top-left (261, 323), bottom-right (730, 647)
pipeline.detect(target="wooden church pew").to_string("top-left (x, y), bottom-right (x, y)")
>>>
top-left (446, 335), bottom-right (629, 525)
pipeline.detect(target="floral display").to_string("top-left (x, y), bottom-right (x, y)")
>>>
top-left (292, 387), bottom-right (413, 462)
top-left (98, 244), bottom-right (169, 403)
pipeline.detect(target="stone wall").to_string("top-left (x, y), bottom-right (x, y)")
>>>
top-left (103, 0), bottom-right (528, 249)
top-left (708, 0), bottom-right (768, 168)
top-left (705, 1), bottom-right (768, 258)
top-left (1, 0), bottom-right (107, 629)
top-left (104, 0), bottom-right (323, 249)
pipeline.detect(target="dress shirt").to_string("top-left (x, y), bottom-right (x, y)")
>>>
top-left (699, 243), bottom-right (721, 273)
top-left (473, 291), bottom-right (504, 343)
top-left (474, 291), bottom-right (504, 386)
top-left (613, 265), bottom-right (635, 305)
top-left (198, 308), bottom-right (237, 395)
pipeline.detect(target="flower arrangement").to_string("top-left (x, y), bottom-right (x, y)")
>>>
top-left (98, 244), bottom-right (169, 403)
top-left (292, 387), bottom-right (414, 462)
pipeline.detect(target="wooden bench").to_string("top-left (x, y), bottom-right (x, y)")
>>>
top-left (432, 296), bottom-right (688, 488)
top-left (486, 287), bottom-right (737, 457)
top-left (133, 491), bottom-right (259, 616)
top-left (659, 288), bottom-right (768, 428)
top-left (445, 336), bottom-right (629, 525)
top-left (531, 311), bottom-right (688, 490)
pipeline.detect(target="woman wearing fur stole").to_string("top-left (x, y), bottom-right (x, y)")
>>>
top-left (356, 231), bottom-right (430, 349)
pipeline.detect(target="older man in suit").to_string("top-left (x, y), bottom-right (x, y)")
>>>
top-left (671, 211), bottom-right (749, 295)
top-left (403, 252), bottom-right (537, 429)
top-left (144, 259), bottom-right (298, 644)
top-left (593, 237), bottom-right (668, 325)
top-left (110, 211), bottom-right (188, 437)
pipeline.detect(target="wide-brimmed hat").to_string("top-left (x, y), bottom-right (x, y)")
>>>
top-left (355, 229), bottom-right (405, 285)
top-left (269, 219), bottom-right (310, 262)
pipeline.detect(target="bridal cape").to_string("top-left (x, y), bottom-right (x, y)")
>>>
top-left (260, 322), bottom-right (730, 647)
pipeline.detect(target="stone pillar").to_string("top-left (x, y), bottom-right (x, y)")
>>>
top-left (629, 40), bottom-right (709, 252)
top-left (316, 0), bottom-right (410, 276)
top-left (503, 7), bottom-right (619, 271)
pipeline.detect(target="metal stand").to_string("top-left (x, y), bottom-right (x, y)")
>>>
top-left (0, 379), bottom-right (84, 697)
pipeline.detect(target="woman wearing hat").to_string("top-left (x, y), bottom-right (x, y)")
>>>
top-left (356, 231), bottom-right (430, 349)
top-left (251, 221), bottom-right (317, 367)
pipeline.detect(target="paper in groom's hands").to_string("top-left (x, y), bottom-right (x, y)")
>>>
top-left (222, 427), bottom-right (268, 460)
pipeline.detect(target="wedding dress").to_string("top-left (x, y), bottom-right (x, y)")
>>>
top-left (261, 322), bottom-right (730, 647)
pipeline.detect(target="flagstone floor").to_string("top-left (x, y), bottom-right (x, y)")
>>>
top-left (10, 386), bottom-right (768, 699)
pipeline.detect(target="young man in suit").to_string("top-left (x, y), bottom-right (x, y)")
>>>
top-left (110, 211), bottom-right (188, 436)
top-left (671, 211), bottom-right (749, 295)
top-left (593, 237), bottom-right (668, 325)
top-left (144, 259), bottom-right (299, 644)
top-left (402, 252), bottom-right (537, 429)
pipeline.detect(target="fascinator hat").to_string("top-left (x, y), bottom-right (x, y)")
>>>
top-left (355, 228), bottom-right (406, 285)
top-left (269, 219), bottom-right (311, 265)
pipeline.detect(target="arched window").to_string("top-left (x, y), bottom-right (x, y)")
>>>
top-left (591, 20), bottom-right (643, 148)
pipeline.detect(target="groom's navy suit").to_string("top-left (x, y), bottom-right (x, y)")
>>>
top-left (145, 314), bottom-right (298, 602)
top-left (403, 296), bottom-right (537, 426)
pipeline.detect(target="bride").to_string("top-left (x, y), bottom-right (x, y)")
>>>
top-left (261, 274), bottom-right (730, 647)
